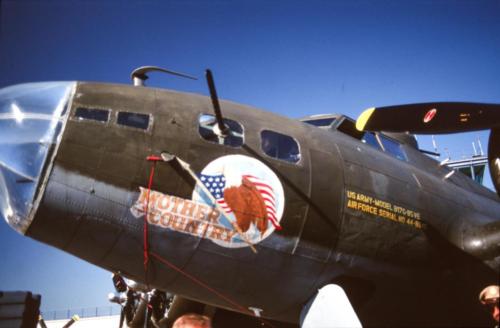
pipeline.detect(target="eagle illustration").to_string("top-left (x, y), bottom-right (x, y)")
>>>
top-left (223, 176), bottom-right (269, 235)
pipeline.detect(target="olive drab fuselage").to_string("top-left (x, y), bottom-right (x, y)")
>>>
top-left (4, 82), bottom-right (498, 326)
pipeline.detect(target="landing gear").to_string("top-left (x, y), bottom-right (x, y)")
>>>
top-left (108, 273), bottom-right (173, 328)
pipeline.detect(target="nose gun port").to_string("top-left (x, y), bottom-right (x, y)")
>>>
top-left (0, 82), bottom-right (75, 234)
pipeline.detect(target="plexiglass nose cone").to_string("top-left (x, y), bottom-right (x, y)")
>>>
top-left (0, 82), bottom-right (75, 233)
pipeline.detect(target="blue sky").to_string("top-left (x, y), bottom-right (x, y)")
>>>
top-left (1, 0), bottom-right (499, 313)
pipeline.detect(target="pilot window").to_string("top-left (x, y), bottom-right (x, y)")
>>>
top-left (261, 130), bottom-right (301, 163)
top-left (378, 134), bottom-right (408, 161)
top-left (117, 111), bottom-right (150, 130)
top-left (361, 132), bottom-right (382, 151)
top-left (74, 107), bottom-right (109, 123)
top-left (198, 114), bottom-right (244, 147)
top-left (334, 117), bottom-right (407, 160)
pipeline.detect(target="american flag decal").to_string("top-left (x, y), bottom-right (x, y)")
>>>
top-left (199, 174), bottom-right (232, 213)
top-left (243, 174), bottom-right (281, 230)
top-left (199, 173), bottom-right (282, 230)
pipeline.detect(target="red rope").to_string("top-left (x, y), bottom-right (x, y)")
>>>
top-left (144, 156), bottom-right (161, 285)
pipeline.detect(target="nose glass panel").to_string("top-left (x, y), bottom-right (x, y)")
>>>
top-left (0, 82), bottom-right (75, 233)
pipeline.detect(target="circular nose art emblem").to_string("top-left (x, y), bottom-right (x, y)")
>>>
top-left (192, 155), bottom-right (285, 248)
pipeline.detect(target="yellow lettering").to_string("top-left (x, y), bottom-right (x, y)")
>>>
top-left (357, 202), bottom-right (377, 215)
top-left (374, 199), bottom-right (392, 211)
top-left (379, 209), bottom-right (397, 222)
top-left (347, 199), bottom-right (357, 209)
top-left (343, 190), bottom-right (424, 229)
top-left (356, 193), bottom-right (373, 204)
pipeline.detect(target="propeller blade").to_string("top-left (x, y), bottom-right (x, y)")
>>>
top-left (205, 69), bottom-right (229, 137)
top-left (356, 102), bottom-right (500, 134)
top-left (61, 315), bottom-right (79, 328)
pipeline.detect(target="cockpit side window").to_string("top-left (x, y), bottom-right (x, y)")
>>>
top-left (261, 130), bottom-right (301, 163)
top-left (361, 132), bottom-right (383, 151)
top-left (74, 107), bottom-right (109, 123)
top-left (334, 116), bottom-right (407, 160)
top-left (377, 134), bottom-right (408, 161)
top-left (198, 114), bottom-right (244, 147)
top-left (335, 117), bottom-right (381, 150)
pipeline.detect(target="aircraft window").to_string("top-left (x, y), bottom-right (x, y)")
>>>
top-left (198, 114), bottom-right (244, 147)
top-left (378, 135), bottom-right (408, 161)
top-left (117, 111), bottom-right (150, 130)
top-left (261, 130), bottom-right (301, 163)
top-left (457, 165), bottom-right (485, 184)
top-left (334, 116), bottom-right (407, 160)
top-left (74, 107), bottom-right (109, 123)
top-left (458, 167), bottom-right (472, 179)
top-left (361, 132), bottom-right (382, 150)
top-left (473, 164), bottom-right (485, 184)
top-left (303, 118), bottom-right (336, 127)
top-left (378, 134), bottom-right (408, 161)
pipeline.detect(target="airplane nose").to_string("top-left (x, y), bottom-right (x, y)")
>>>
top-left (0, 82), bottom-right (75, 234)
